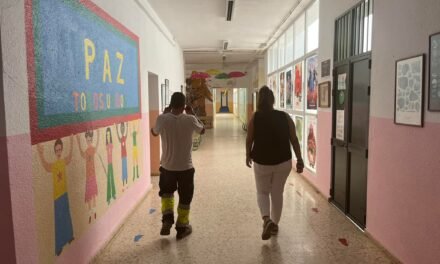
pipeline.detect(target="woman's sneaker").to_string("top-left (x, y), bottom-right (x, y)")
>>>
top-left (262, 219), bottom-right (275, 240)
top-left (271, 224), bottom-right (279, 235)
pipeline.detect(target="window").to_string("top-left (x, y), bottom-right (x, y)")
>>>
top-left (272, 41), bottom-right (278, 71)
top-left (278, 34), bottom-right (285, 67)
top-left (294, 14), bottom-right (305, 60)
top-left (306, 0), bottom-right (319, 53)
top-left (285, 25), bottom-right (294, 64)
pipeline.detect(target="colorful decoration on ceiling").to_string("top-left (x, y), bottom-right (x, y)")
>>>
top-left (190, 70), bottom-right (246, 80)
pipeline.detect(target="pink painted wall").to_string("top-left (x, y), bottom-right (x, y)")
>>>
top-left (366, 117), bottom-right (440, 263)
top-left (0, 136), bottom-right (17, 263)
top-left (294, 111), bottom-right (332, 198)
top-left (7, 134), bottom-right (38, 263)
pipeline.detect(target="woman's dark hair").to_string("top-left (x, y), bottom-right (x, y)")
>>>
top-left (257, 86), bottom-right (275, 112)
top-left (54, 138), bottom-right (63, 151)
top-left (85, 130), bottom-right (93, 139)
top-left (106, 127), bottom-right (112, 145)
top-left (170, 92), bottom-right (186, 109)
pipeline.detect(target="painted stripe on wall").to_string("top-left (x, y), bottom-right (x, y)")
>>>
top-left (367, 117), bottom-right (440, 264)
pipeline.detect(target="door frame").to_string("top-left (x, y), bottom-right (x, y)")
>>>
top-left (330, 53), bottom-right (371, 228)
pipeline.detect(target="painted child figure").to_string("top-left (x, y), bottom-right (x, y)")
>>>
top-left (77, 130), bottom-right (100, 223)
top-left (105, 127), bottom-right (116, 204)
top-left (37, 136), bottom-right (74, 256)
top-left (132, 122), bottom-right (139, 181)
top-left (115, 122), bottom-right (129, 191)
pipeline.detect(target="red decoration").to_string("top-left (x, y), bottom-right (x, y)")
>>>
top-left (338, 238), bottom-right (349, 246)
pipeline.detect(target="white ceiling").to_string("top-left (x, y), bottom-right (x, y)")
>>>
top-left (148, 0), bottom-right (304, 65)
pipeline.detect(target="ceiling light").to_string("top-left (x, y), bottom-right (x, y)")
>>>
top-left (226, 0), bottom-right (235, 21)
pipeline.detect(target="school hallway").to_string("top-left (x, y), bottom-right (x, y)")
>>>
top-left (93, 114), bottom-right (394, 264)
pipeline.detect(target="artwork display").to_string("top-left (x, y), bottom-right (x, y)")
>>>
top-left (25, 0), bottom-right (144, 261)
top-left (279, 72), bottom-right (285, 108)
top-left (294, 115), bottom-right (304, 160)
top-left (305, 115), bottom-right (317, 172)
top-left (294, 62), bottom-right (304, 111)
top-left (318, 81), bottom-right (331, 108)
top-left (429, 32), bottom-right (440, 111)
top-left (321, 59), bottom-right (331, 78)
top-left (394, 54), bottom-right (425, 127)
top-left (286, 68), bottom-right (293, 109)
top-left (306, 55), bottom-right (318, 112)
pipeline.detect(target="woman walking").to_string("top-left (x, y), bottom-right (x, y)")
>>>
top-left (246, 86), bottom-right (304, 240)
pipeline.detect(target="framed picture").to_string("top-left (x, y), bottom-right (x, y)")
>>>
top-left (321, 59), bottom-right (331, 78)
top-left (286, 68), bottom-right (293, 109)
top-left (394, 54), bottom-right (425, 127)
top-left (279, 71), bottom-right (285, 108)
top-left (305, 115), bottom-right (317, 173)
top-left (306, 55), bottom-right (318, 113)
top-left (161, 83), bottom-right (169, 111)
top-left (429, 32), bottom-right (440, 111)
top-left (318, 81), bottom-right (331, 108)
top-left (294, 61), bottom-right (304, 112)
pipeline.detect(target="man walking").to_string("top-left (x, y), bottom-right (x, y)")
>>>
top-left (151, 92), bottom-right (205, 239)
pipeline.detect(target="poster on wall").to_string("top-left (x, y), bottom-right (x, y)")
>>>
top-left (429, 33), bottom-right (440, 111)
top-left (294, 115), bottom-right (304, 160)
top-left (286, 68), bottom-right (293, 109)
top-left (305, 115), bottom-right (317, 173)
top-left (25, 0), bottom-right (143, 261)
top-left (306, 55), bottom-right (318, 112)
top-left (279, 71), bottom-right (285, 108)
top-left (294, 61), bottom-right (304, 111)
top-left (394, 54), bottom-right (425, 127)
top-left (26, 0), bottom-right (141, 144)
top-left (336, 110), bottom-right (345, 140)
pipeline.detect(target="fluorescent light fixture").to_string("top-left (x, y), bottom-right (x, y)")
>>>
top-left (226, 0), bottom-right (234, 21)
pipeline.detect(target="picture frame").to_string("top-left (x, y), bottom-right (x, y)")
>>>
top-left (429, 32), bottom-right (440, 111)
top-left (394, 54), bottom-right (425, 127)
top-left (318, 81), bottom-right (331, 108)
top-left (161, 83), bottom-right (167, 111)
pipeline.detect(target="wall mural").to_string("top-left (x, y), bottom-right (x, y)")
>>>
top-left (25, 0), bottom-right (142, 261)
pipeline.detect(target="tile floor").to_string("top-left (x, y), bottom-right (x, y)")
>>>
top-left (93, 114), bottom-right (397, 264)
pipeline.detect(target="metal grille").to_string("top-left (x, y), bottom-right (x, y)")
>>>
top-left (334, 0), bottom-right (373, 62)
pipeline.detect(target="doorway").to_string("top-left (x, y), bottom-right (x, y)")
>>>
top-left (330, 0), bottom-right (373, 228)
top-left (148, 72), bottom-right (160, 176)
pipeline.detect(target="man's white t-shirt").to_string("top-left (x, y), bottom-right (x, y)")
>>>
top-left (153, 113), bottom-right (204, 171)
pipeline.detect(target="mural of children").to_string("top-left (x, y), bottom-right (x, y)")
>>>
top-left (307, 124), bottom-right (317, 168)
top-left (36, 136), bottom-right (74, 256)
top-left (76, 130), bottom-right (100, 223)
top-left (105, 127), bottom-right (116, 204)
top-left (132, 122), bottom-right (139, 181)
top-left (116, 122), bottom-right (129, 191)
